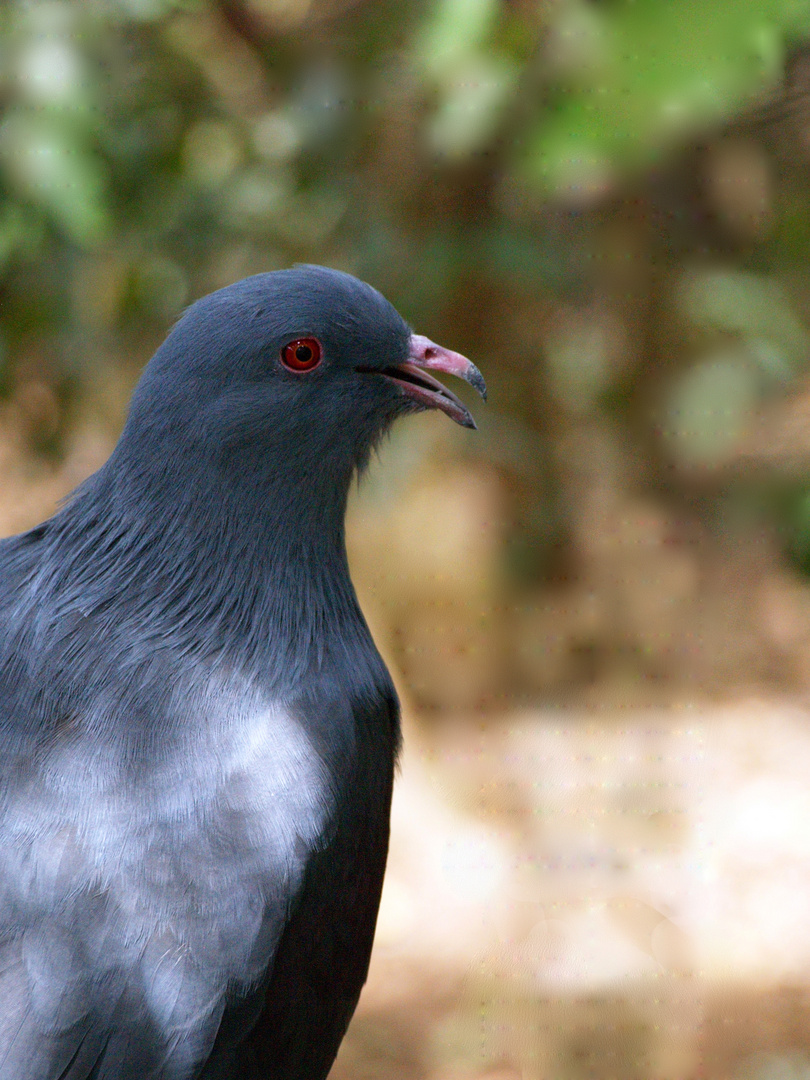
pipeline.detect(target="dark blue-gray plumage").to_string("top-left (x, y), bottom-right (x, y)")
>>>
top-left (0, 266), bottom-right (485, 1079)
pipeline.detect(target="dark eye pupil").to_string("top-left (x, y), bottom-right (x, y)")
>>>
top-left (296, 345), bottom-right (312, 363)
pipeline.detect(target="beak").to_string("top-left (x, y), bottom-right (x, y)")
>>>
top-left (361, 333), bottom-right (487, 430)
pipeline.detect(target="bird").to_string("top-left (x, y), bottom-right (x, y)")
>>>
top-left (0, 265), bottom-right (486, 1080)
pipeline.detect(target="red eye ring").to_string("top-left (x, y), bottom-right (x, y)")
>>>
top-left (281, 337), bottom-right (322, 372)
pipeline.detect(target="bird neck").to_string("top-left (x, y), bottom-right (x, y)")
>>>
top-left (46, 452), bottom-right (368, 689)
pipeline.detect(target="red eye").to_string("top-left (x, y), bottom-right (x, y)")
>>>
top-left (281, 337), bottom-right (322, 372)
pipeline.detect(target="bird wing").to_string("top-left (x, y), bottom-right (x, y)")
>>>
top-left (234, 683), bottom-right (399, 1080)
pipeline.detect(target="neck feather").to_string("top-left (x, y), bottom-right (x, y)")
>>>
top-left (35, 448), bottom-right (365, 686)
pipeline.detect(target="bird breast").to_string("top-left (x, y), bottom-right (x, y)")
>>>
top-left (0, 672), bottom-right (335, 1065)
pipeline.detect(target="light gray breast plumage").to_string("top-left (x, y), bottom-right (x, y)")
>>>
top-left (0, 666), bottom-right (333, 1079)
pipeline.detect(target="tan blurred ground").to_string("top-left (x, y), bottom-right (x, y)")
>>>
top-left (5, 403), bottom-right (810, 1080)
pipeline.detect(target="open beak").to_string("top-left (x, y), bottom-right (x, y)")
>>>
top-left (363, 333), bottom-right (487, 429)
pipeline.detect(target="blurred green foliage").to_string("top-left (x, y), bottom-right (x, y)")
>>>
top-left (529, 0), bottom-right (810, 194)
top-left (4, 0), bottom-right (810, 574)
top-left (0, 0), bottom-right (806, 333)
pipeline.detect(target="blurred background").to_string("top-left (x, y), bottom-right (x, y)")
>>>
top-left (6, 0), bottom-right (810, 1076)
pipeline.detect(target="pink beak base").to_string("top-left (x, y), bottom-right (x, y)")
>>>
top-left (407, 335), bottom-right (487, 401)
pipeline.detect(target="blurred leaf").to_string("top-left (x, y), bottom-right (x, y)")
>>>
top-left (253, 111), bottom-right (303, 163)
top-left (0, 113), bottom-right (112, 247)
top-left (223, 168), bottom-right (292, 232)
top-left (426, 55), bottom-right (518, 159)
top-left (768, 189), bottom-right (810, 262)
top-left (0, 205), bottom-right (43, 272)
top-left (544, 314), bottom-right (615, 411)
top-left (182, 119), bottom-right (243, 188)
top-left (16, 37), bottom-right (87, 107)
top-left (417, 0), bottom-right (499, 80)
top-left (527, 0), bottom-right (809, 196)
top-left (676, 267), bottom-right (809, 380)
top-left (288, 62), bottom-right (352, 148)
top-left (417, 0), bottom-right (517, 159)
top-left (663, 350), bottom-right (761, 468)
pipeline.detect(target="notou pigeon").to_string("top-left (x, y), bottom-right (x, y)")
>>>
top-left (0, 266), bottom-right (485, 1080)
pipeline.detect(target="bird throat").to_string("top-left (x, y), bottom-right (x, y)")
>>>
top-left (41, 449), bottom-right (367, 696)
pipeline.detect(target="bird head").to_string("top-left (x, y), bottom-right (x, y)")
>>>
top-left (118, 265), bottom-right (486, 489)
top-left (44, 267), bottom-right (484, 680)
